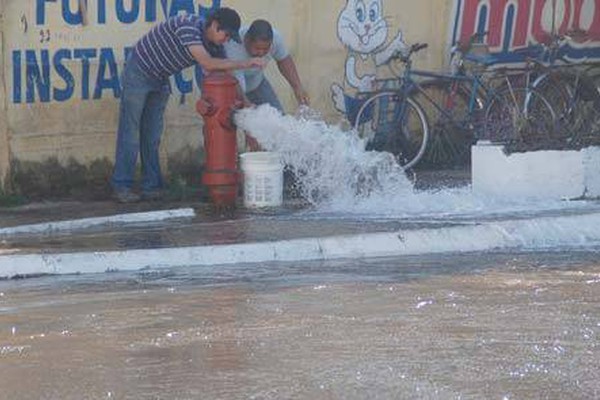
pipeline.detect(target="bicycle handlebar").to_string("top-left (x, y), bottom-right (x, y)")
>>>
top-left (455, 31), bottom-right (489, 53)
top-left (411, 43), bottom-right (429, 54)
top-left (538, 29), bottom-right (588, 48)
top-left (389, 42), bottom-right (429, 64)
top-left (512, 30), bottom-right (588, 66)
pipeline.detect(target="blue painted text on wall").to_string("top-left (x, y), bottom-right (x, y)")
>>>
top-left (36, 0), bottom-right (219, 25)
top-left (12, 0), bottom-right (221, 104)
top-left (12, 48), bottom-right (206, 103)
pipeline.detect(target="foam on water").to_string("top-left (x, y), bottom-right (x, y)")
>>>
top-left (235, 105), bottom-right (591, 219)
top-left (237, 105), bottom-right (413, 205)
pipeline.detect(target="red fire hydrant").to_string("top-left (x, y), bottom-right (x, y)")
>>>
top-left (196, 72), bottom-right (242, 207)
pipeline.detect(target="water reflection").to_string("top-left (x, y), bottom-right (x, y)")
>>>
top-left (0, 251), bottom-right (599, 399)
top-left (114, 231), bottom-right (169, 250)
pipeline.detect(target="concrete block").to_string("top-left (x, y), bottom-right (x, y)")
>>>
top-left (472, 143), bottom-right (600, 200)
top-left (583, 147), bottom-right (600, 198)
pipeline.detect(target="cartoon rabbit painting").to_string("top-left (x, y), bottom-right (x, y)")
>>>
top-left (331, 0), bottom-right (409, 124)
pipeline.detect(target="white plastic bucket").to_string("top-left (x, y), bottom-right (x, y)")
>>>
top-left (240, 152), bottom-right (284, 208)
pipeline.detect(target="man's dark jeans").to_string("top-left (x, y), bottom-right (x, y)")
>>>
top-left (111, 53), bottom-right (170, 194)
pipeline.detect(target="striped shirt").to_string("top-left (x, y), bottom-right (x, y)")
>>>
top-left (134, 14), bottom-right (225, 80)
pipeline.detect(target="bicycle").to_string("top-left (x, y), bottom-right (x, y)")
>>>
top-left (526, 32), bottom-right (600, 147)
top-left (431, 32), bottom-right (559, 146)
top-left (354, 41), bottom-right (556, 170)
top-left (471, 30), bottom-right (600, 148)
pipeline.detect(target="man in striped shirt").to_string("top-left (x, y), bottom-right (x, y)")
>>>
top-left (111, 7), bottom-right (265, 203)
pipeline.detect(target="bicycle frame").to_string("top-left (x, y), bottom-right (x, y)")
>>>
top-left (408, 69), bottom-right (483, 129)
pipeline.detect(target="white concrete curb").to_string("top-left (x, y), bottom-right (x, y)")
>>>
top-left (0, 208), bottom-right (196, 237)
top-left (472, 144), bottom-right (600, 199)
top-left (1, 212), bottom-right (600, 278)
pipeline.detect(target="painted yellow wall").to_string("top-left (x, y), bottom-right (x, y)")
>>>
top-left (226, 0), bottom-right (454, 117)
top-left (0, 7), bottom-right (11, 188)
top-left (0, 0), bottom-right (455, 187)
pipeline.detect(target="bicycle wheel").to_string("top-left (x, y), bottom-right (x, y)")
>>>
top-left (415, 79), bottom-right (482, 167)
top-left (483, 87), bottom-right (556, 145)
top-left (354, 91), bottom-right (429, 170)
top-left (533, 72), bottom-right (572, 126)
top-left (563, 71), bottom-right (600, 146)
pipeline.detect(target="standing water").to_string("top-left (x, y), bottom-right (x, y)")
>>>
top-left (235, 105), bottom-right (596, 219)
top-left (1, 253), bottom-right (599, 399)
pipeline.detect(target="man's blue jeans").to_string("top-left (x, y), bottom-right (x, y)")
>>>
top-left (247, 78), bottom-right (284, 112)
top-left (111, 53), bottom-right (170, 193)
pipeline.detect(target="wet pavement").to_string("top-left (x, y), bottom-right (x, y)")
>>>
top-left (0, 168), bottom-right (474, 256)
top-left (0, 168), bottom-right (471, 228)
top-left (2, 167), bottom-right (600, 259)
top-left (0, 251), bottom-right (599, 399)
top-left (3, 200), bottom-right (600, 257)
top-left (1, 167), bottom-right (600, 398)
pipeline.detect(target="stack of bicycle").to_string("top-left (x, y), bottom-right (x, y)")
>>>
top-left (353, 31), bottom-right (600, 170)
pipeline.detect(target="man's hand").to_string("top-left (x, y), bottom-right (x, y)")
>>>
top-left (244, 57), bottom-right (267, 69)
top-left (277, 56), bottom-right (309, 106)
top-left (196, 98), bottom-right (214, 116)
top-left (243, 98), bottom-right (255, 109)
top-left (294, 87), bottom-right (310, 106)
top-left (245, 133), bottom-right (262, 152)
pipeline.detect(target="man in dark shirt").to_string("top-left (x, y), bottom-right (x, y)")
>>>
top-left (111, 7), bottom-right (264, 203)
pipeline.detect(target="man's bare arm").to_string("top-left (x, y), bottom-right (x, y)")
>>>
top-left (189, 45), bottom-right (266, 72)
top-left (276, 56), bottom-right (309, 105)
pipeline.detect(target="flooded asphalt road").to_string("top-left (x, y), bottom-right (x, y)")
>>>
top-left (1, 250), bottom-right (599, 399)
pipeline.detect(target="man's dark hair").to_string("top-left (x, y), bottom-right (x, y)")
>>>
top-left (207, 7), bottom-right (241, 42)
top-left (246, 19), bottom-right (274, 42)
